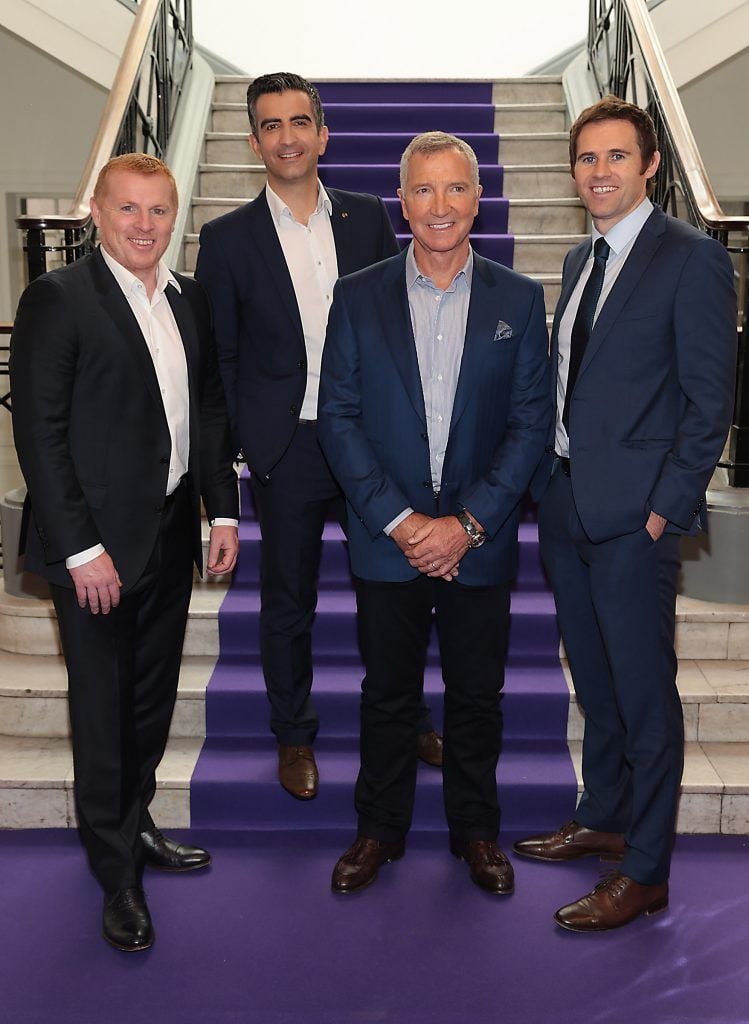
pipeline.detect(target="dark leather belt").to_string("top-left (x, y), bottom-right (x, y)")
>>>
top-left (298, 419), bottom-right (317, 427)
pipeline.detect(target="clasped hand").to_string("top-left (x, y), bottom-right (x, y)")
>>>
top-left (390, 512), bottom-right (469, 582)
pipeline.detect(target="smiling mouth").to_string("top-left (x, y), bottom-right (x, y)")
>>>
top-left (279, 150), bottom-right (303, 160)
top-left (428, 222), bottom-right (455, 230)
top-left (591, 186), bottom-right (617, 194)
top-left (130, 238), bottom-right (155, 247)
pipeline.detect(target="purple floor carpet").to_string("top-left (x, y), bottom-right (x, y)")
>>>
top-left (2, 829), bottom-right (747, 1024)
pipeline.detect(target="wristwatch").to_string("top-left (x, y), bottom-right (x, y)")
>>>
top-left (457, 509), bottom-right (486, 548)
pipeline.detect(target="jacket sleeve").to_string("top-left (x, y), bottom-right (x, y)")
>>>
top-left (648, 237), bottom-right (737, 528)
top-left (9, 276), bottom-right (102, 563)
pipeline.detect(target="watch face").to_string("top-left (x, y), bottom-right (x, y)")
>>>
top-left (471, 532), bottom-right (486, 548)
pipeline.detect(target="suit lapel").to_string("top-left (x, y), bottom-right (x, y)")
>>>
top-left (165, 283), bottom-right (200, 426)
top-left (448, 253), bottom-right (498, 435)
top-left (578, 208), bottom-right (665, 380)
top-left (328, 189), bottom-right (358, 275)
top-left (90, 249), bottom-right (164, 413)
top-left (378, 252), bottom-right (426, 425)
top-left (246, 190), bottom-right (305, 343)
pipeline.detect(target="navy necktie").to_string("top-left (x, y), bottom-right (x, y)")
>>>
top-left (562, 236), bottom-right (610, 433)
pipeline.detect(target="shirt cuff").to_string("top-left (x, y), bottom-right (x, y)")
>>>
top-left (383, 508), bottom-right (414, 536)
top-left (66, 544), bottom-right (105, 569)
top-left (210, 518), bottom-right (239, 528)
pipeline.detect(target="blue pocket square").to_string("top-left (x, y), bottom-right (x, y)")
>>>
top-left (494, 320), bottom-right (513, 341)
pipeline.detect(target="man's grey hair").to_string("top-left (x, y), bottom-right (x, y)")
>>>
top-left (399, 132), bottom-right (480, 192)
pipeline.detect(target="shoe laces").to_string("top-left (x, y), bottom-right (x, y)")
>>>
top-left (594, 873), bottom-right (627, 899)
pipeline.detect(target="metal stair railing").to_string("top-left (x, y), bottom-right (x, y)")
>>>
top-left (15, 0), bottom-right (193, 283)
top-left (588, 0), bottom-right (749, 484)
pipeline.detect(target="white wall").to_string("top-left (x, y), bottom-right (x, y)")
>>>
top-left (0, 0), bottom-right (132, 87)
top-left (192, 0), bottom-right (588, 78)
top-left (651, 0), bottom-right (749, 88)
top-left (0, 28), bottom-right (108, 319)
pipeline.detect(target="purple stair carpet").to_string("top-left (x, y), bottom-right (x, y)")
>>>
top-left (191, 81), bottom-right (573, 833)
top-left (2, 829), bottom-right (748, 1024)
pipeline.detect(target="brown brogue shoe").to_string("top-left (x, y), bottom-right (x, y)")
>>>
top-left (554, 873), bottom-right (668, 932)
top-left (331, 836), bottom-right (406, 893)
top-left (450, 838), bottom-right (514, 894)
top-left (416, 730), bottom-right (444, 767)
top-left (278, 744), bottom-right (318, 800)
top-left (513, 820), bottom-right (625, 862)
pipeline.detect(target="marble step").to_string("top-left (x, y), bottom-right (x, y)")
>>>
top-left (196, 163), bottom-right (578, 201)
top-left (1, 733), bottom-right (745, 832)
top-left (182, 232), bottom-right (583, 276)
top-left (189, 196), bottom-right (587, 236)
top-left (202, 132), bottom-right (569, 168)
top-left (3, 580), bottom-right (748, 661)
top-left (4, 647), bottom-right (748, 743)
top-left (211, 77), bottom-right (564, 107)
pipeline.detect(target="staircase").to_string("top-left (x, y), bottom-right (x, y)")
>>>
top-left (0, 76), bottom-right (747, 837)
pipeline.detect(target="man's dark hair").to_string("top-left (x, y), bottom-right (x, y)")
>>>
top-left (569, 96), bottom-right (659, 194)
top-left (246, 72), bottom-right (325, 137)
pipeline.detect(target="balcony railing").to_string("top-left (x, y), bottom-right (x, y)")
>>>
top-left (15, 0), bottom-right (193, 282)
top-left (588, 0), bottom-right (749, 484)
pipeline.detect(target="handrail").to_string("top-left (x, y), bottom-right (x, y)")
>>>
top-left (588, 0), bottom-right (749, 484)
top-left (15, 0), bottom-right (193, 279)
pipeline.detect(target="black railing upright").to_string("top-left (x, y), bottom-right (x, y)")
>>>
top-left (588, 0), bottom-right (749, 484)
top-left (15, 0), bottom-right (192, 281)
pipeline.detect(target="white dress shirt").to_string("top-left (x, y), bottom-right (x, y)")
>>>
top-left (266, 181), bottom-right (339, 421)
top-left (555, 197), bottom-right (654, 457)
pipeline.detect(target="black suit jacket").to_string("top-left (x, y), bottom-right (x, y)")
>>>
top-left (10, 247), bottom-right (239, 591)
top-left (195, 186), bottom-right (399, 479)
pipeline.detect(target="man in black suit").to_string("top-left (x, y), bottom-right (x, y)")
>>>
top-left (513, 98), bottom-right (736, 931)
top-left (10, 154), bottom-right (239, 951)
top-left (196, 72), bottom-right (442, 800)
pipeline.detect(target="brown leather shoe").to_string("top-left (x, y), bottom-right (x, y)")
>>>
top-left (331, 836), bottom-right (406, 893)
top-left (554, 873), bottom-right (668, 932)
top-left (278, 744), bottom-right (318, 800)
top-left (450, 838), bottom-right (514, 894)
top-left (416, 730), bottom-right (444, 767)
top-left (513, 820), bottom-right (625, 862)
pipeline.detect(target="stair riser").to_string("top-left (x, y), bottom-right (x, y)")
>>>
top-left (210, 106), bottom-right (567, 134)
top-left (508, 203), bottom-right (586, 234)
top-left (212, 80), bottom-right (564, 106)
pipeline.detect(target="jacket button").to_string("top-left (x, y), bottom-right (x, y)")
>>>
top-left (423, 481), bottom-right (431, 488)
top-left (290, 405), bottom-right (297, 415)
top-left (160, 457), bottom-right (169, 465)
top-left (421, 432), bottom-right (428, 440)
top-left (297, 360), bottom-right (306, 370)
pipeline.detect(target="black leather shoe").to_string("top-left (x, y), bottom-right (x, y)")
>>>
top-left (416, 730), bottom-right (444, 767)
top-left (332, 836), bottom-right (406, 893)
top-left (103, 887), bottom-right (154, 952)
top-left (450, 838), bottom-right (514, 894)
top-left (140, 826), bottom-right (211, 872)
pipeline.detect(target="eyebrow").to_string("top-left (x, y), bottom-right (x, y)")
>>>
top-left (577, 147), bottom-right (632, 159)
top-left (259, 113), bottom-right (314, 128)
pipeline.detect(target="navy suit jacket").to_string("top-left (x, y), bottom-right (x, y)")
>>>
top-left (195, 186), bottom-right (399, 479)
top-left (10, 248), bottom-right (239, 591)
top-left (532, 206), bottom-right (737, 542)
top-left (318, 249), bottom-right (551, 585)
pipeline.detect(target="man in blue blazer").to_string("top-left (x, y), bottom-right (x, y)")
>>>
top-left (514, 98), bottom-right (737, 931)
top-left (318, 132), bottom-right (550, 894)
top-left (196, 73), bottom-right (442, 800)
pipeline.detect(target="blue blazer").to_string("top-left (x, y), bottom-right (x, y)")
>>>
top-left (532, 206), bottom-right (737, 542)
top-left (318, 249), bottom-right (551, 585)
top-left (195, 186), bottom-right (399, 479)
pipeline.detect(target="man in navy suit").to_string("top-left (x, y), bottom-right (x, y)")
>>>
top-left (196, 73), bottom-right (443, 801)
top-left (513, 98), bottom-right (737, 931)
top-left (318, 132), bottom-right (550, 894)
